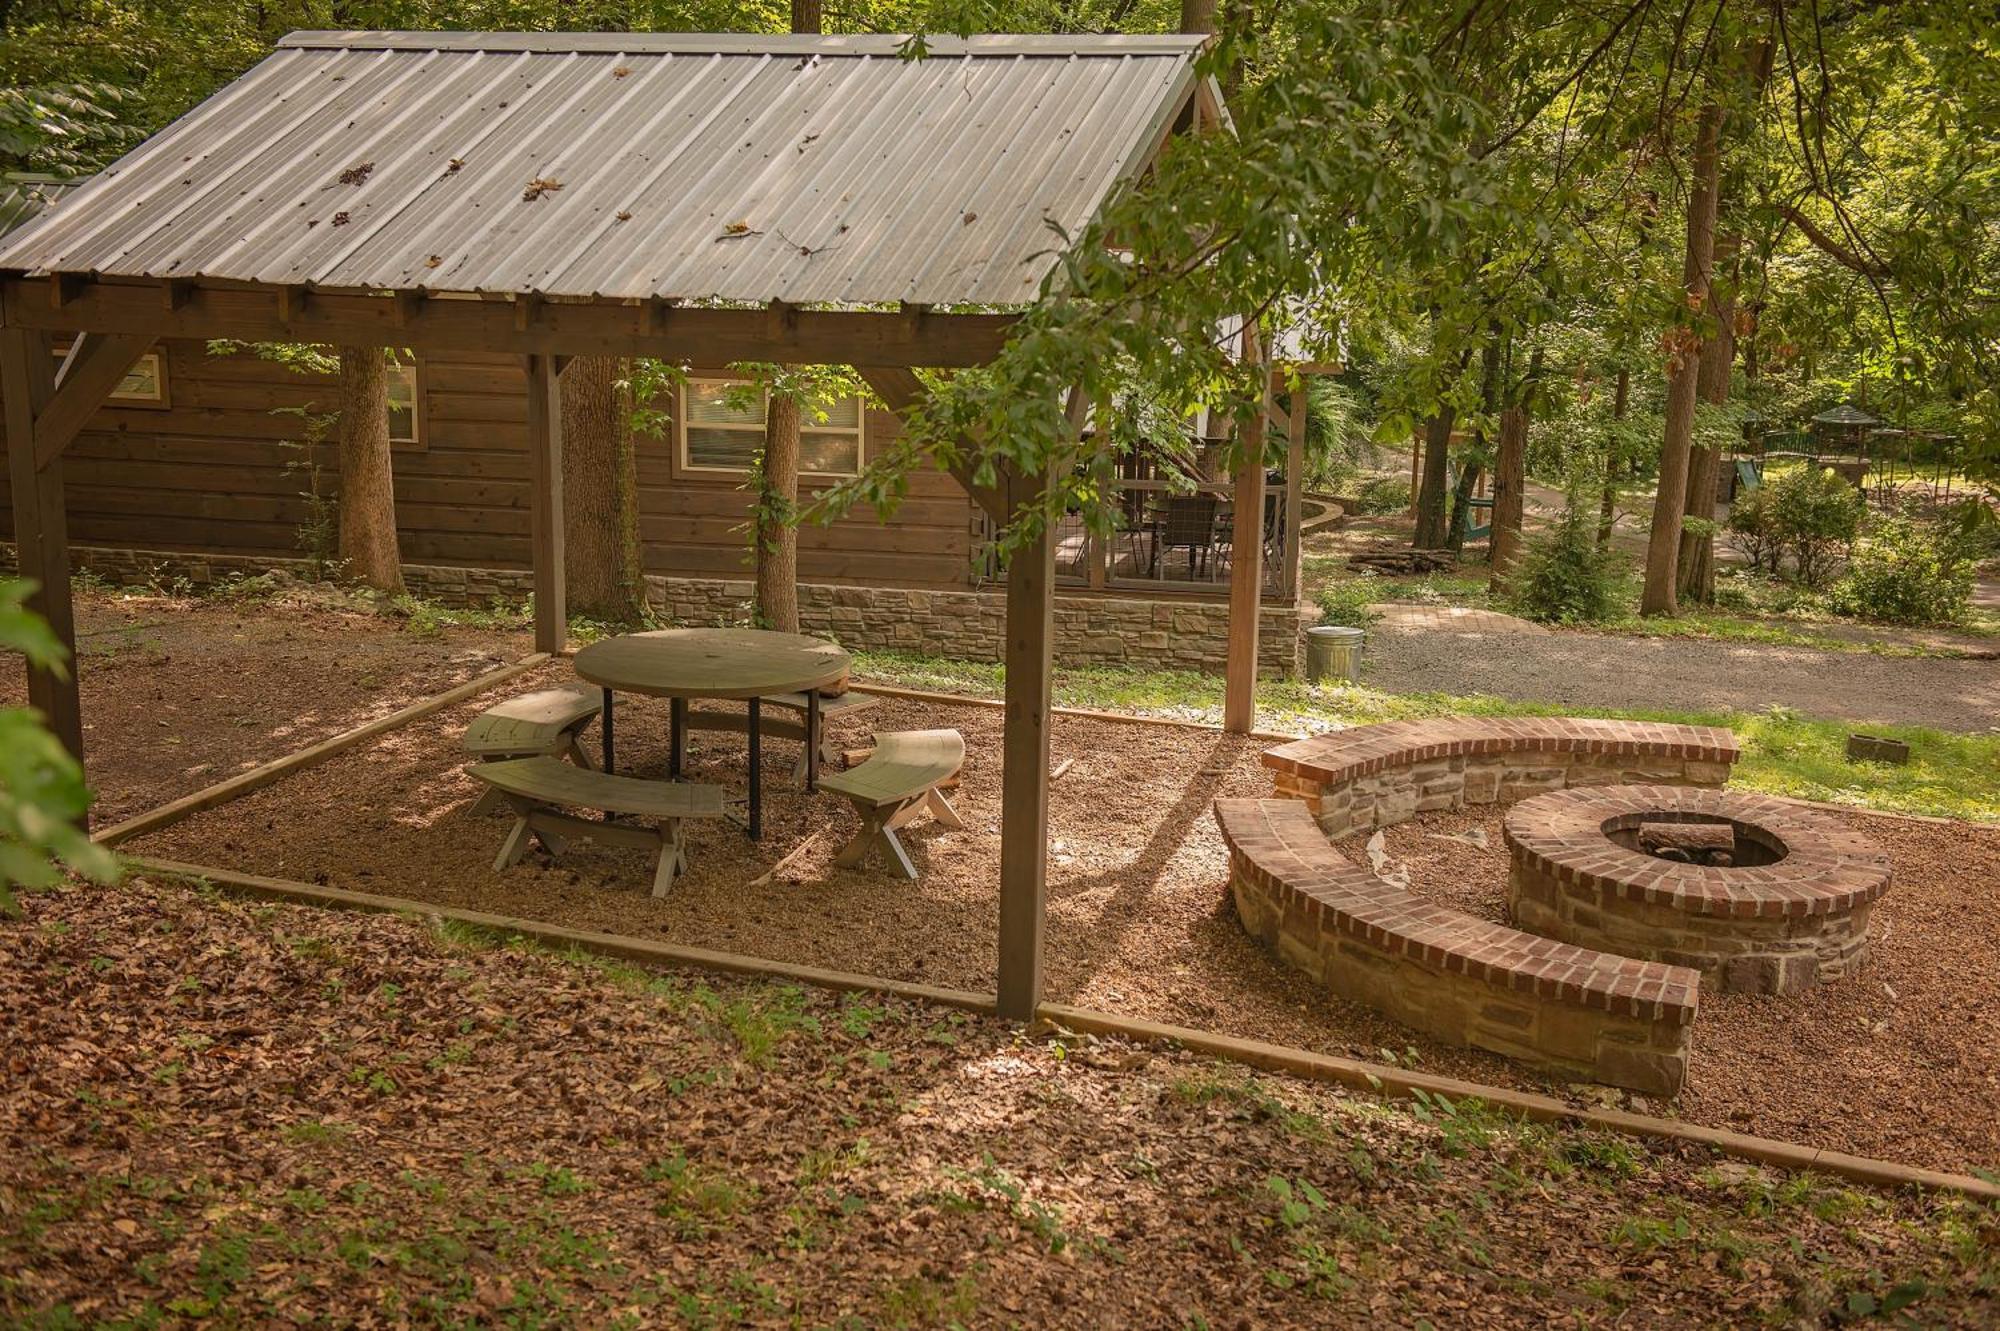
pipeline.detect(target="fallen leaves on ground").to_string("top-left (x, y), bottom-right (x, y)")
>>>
top-left (2, 877), bottom-right (1994, 1328)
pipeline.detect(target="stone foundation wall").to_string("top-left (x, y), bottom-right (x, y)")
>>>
top-left (15, 543), bottom-right (1303, 677)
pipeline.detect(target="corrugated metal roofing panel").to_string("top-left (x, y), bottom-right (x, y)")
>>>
top-left (0, 174), bottom-right (86, 236)
top-left (0, 31), bottom-right (1205, 308)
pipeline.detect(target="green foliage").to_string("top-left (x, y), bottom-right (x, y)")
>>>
top-left (1504, 504), bottom-right (1621, 625)
top-left (0, 581), bottom-right (120, 917)
top-left (1314, 577), bottom-right (1379, 631)
top-left (1764, 468), bottom-right (1867, 589)
top-left (0, 81), bottom-right (142, 174)
top-left (1349, 475), bottom-right (1413, 515)
top-left (1831, 513), bottom-right (1977, 626)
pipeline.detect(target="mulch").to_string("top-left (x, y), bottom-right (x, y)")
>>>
top-left (120, 649), bottom-right (2000, 1176)
top-left (3, 877), bottom-right (1994, 1328)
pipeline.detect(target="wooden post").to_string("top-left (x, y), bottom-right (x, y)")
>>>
top-left (2, 327), bottom-right (84, 768)
top-left (524, 353), bottom-right (566, 654)
top-left (1223, 330), bottom-right (1268, 734)
top-left (996, 464), bottom-right (1056, 1021)
top-left (1283, 373), bottom-right (1307, 599)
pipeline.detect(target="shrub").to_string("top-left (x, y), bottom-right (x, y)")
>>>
top-left (1351, 475), bottom-right (1411, 515)
top-left (1724, 487), bottom-right (1783, 574)
top-left (1832, 514), bottom-right (1977, 625)
top-left (1765, 466), bottom-right (1864, 587)
top-left (1504, 504), bottom-right (1622, 625)
top-left (1315, 577), bottom-right (1380, 631)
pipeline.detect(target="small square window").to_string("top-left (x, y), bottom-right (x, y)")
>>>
top-left (52, 341), bottom-right (169, 407)
top-left (386, 358), bottom-right (420, 445)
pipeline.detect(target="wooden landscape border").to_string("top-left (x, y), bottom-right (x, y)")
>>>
top-left (119, 851), bottom-right (2000, 1205)
top-left (92, 650), bottom-right (550, 848)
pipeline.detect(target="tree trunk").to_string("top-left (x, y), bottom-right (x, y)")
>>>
top-left (1413, 407), bottom-right (1455, 548)
top-left (791, 0), bottom-right (821, 33)
top-left (1678, 229), bottom-right (1739, 603)
top-left (1490, 347), bottom-right (1542, 588)
top-left (1598, 366), bottom-right (1630, 549)
top-left (1640, 100), bottom-right (1723, 618)
top-left (335, 347), bottom-right (404, 594)
top-left (757, 393), bottom-right (802, 634)
top-left (1180, 0), bottom-right (1217, 33)
top-left (560, 356), bottom-right (646, 622)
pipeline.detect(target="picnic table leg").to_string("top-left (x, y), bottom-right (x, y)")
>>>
top-left (669, 697), bottom-right (686, 779)
top-left (748, 696), bottom-right (762, 841)
top-left (600, 688), bottom-right (615, 775)
top-left (805, 691), bottom-right (821, 792)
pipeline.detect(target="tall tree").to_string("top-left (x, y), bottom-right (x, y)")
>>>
top-left (334, 347), bottom-right (404, 594)
top-left (561, 356), bottom-right (646, 621)
top-left (1640, 98), bottom-right (1723, 618)
top-left (1489, 345), bottom-right (1542, 587)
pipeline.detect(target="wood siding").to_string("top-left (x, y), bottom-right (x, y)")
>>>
top-left (0, 341), bottom-right (979, 591)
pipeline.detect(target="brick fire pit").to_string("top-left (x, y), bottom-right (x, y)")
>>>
top-left (1503, 786), bottom-right (1893, 995)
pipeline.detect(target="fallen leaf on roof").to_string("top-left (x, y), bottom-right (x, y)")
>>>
top-left (445, 158), bottom-right (465, 174)
top-left (612, 65), bottom-right (632, 78)
top-left (522, 178), bottom-right (563, 202)
top-left (614, 210), bottom-right (632, 222)
top-left (723, 220), bottom-right (751, 235)
top-left (424, 255), bottom-right (443, 268)
top-left (337, 162), bottom-right (373, 186)
top-left (330, 211), bottom-right (351, 227)
top-left (962, 211), bottom-right (978, 225)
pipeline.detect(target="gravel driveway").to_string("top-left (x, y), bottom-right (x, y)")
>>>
top-left (1364, 625), bottom-right (2000, 732)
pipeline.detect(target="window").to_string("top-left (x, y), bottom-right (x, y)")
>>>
top-left (386, 358), bottom-right (420, 445)
top-left (52, 342), bottom-right (168, 407)
top-left (680, 378), bottom-right (864, 477)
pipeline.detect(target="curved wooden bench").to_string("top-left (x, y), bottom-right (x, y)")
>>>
top-left (1215, 797), bottom-right (1699, 1096)
top-left (820, 729), bottom-right (965, 879)
top-left (1263, 717), bottom-right (1740, 840)
top-left (462, 686), bottom-right (602, 817)
top-left (469, 756), bottom-right (725, 897)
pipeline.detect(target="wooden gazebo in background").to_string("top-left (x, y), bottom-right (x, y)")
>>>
top-left (1, 30), bottom-right (1267, 1019)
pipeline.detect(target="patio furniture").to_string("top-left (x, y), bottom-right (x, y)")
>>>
top-left (467, 756), bottom-right (726, 897)
top-left (820, 729), bottom-right (966, 879)
top-left (1152, 494), bottom-right (1220, 578)
top-left (573, 628), bottom-right (850, 841)
top-left (683, 688), bottom-right (883, 786)
top-left (460, 686), bottom-right (602, 817)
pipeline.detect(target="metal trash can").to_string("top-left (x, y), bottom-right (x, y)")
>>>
top-left (1305, 624), bottom-right (1365, 683)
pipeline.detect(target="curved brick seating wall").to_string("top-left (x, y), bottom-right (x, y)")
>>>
top-left (1262, 717), bottom-right (1741, 841)
top-left (1216, 798), bottom-right (1699, 1096)
top-left (1216, 718), bottom-right (1743, 1096)
top-left (1503, 786), bottom-right (1893, 995)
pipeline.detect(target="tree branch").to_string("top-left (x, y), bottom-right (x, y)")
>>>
top-left (1776, 202), bottom-right (1890, 280)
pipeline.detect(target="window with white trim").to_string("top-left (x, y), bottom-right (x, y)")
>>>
top-left (680, 379), bottom-right (864, 477)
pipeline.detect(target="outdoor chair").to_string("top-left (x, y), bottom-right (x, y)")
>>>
top-left (1152, 494), bottom-right (1220, 579)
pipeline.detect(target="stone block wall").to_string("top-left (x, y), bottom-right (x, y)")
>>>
top-left (15, 543), bottom-right (1304, 677)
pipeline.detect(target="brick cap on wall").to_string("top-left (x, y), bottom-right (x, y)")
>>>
top-left (1263, 716), bottom-right (1741, 785)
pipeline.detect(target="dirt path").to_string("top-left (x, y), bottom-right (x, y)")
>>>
top-left (1363, 618), bottom-right (1999, 731)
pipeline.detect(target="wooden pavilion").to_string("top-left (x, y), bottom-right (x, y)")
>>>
top-left (0, 30), bottom-right (1276, 1019)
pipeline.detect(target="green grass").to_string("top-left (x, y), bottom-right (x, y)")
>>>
top-left (849, 650), bottom-right (2000, 822)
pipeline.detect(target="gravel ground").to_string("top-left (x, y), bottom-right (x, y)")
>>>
top-left (1362, 625), bottom-right (2000, 731)
top-left (130, 663), bottom-right (2000, 1174)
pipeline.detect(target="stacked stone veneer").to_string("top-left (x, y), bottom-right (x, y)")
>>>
top-left (1218, 717), bottom-right (1746, 1096)
top-left (1503, 786), bottom-right (1891, 995)
top-left (18, 543), bottom-right (1303, 676)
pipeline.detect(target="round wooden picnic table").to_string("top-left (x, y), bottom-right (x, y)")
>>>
top-left (573, 628), bottom-right (850, 841)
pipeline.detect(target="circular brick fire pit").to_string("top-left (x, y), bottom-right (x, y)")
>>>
top-left (1503, 786), bottom-right (1892, 995)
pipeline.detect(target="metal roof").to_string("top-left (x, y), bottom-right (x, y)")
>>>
top-left (1812, 404), bottom-right (1881, 426)
top-left (0, 174), bottom-right (86, 237)
top-left (0, 30), bottom-right (1207, 309)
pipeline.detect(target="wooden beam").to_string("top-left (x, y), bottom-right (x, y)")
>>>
top-left (2, 278), bottom-right (1016, 368)
top-left (524, 353), bottom-right (566, 654)
top-left (2, 326), bottom-right (83, 772)
top-left (34, 332), bottom-right (153, 469)
top-left (1284, 382), bottom-right (1308, 600)
top-left (1223, 328), bottom-right (1269, 734)
top-left (995, 462), bottom-right (1056, 1020)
